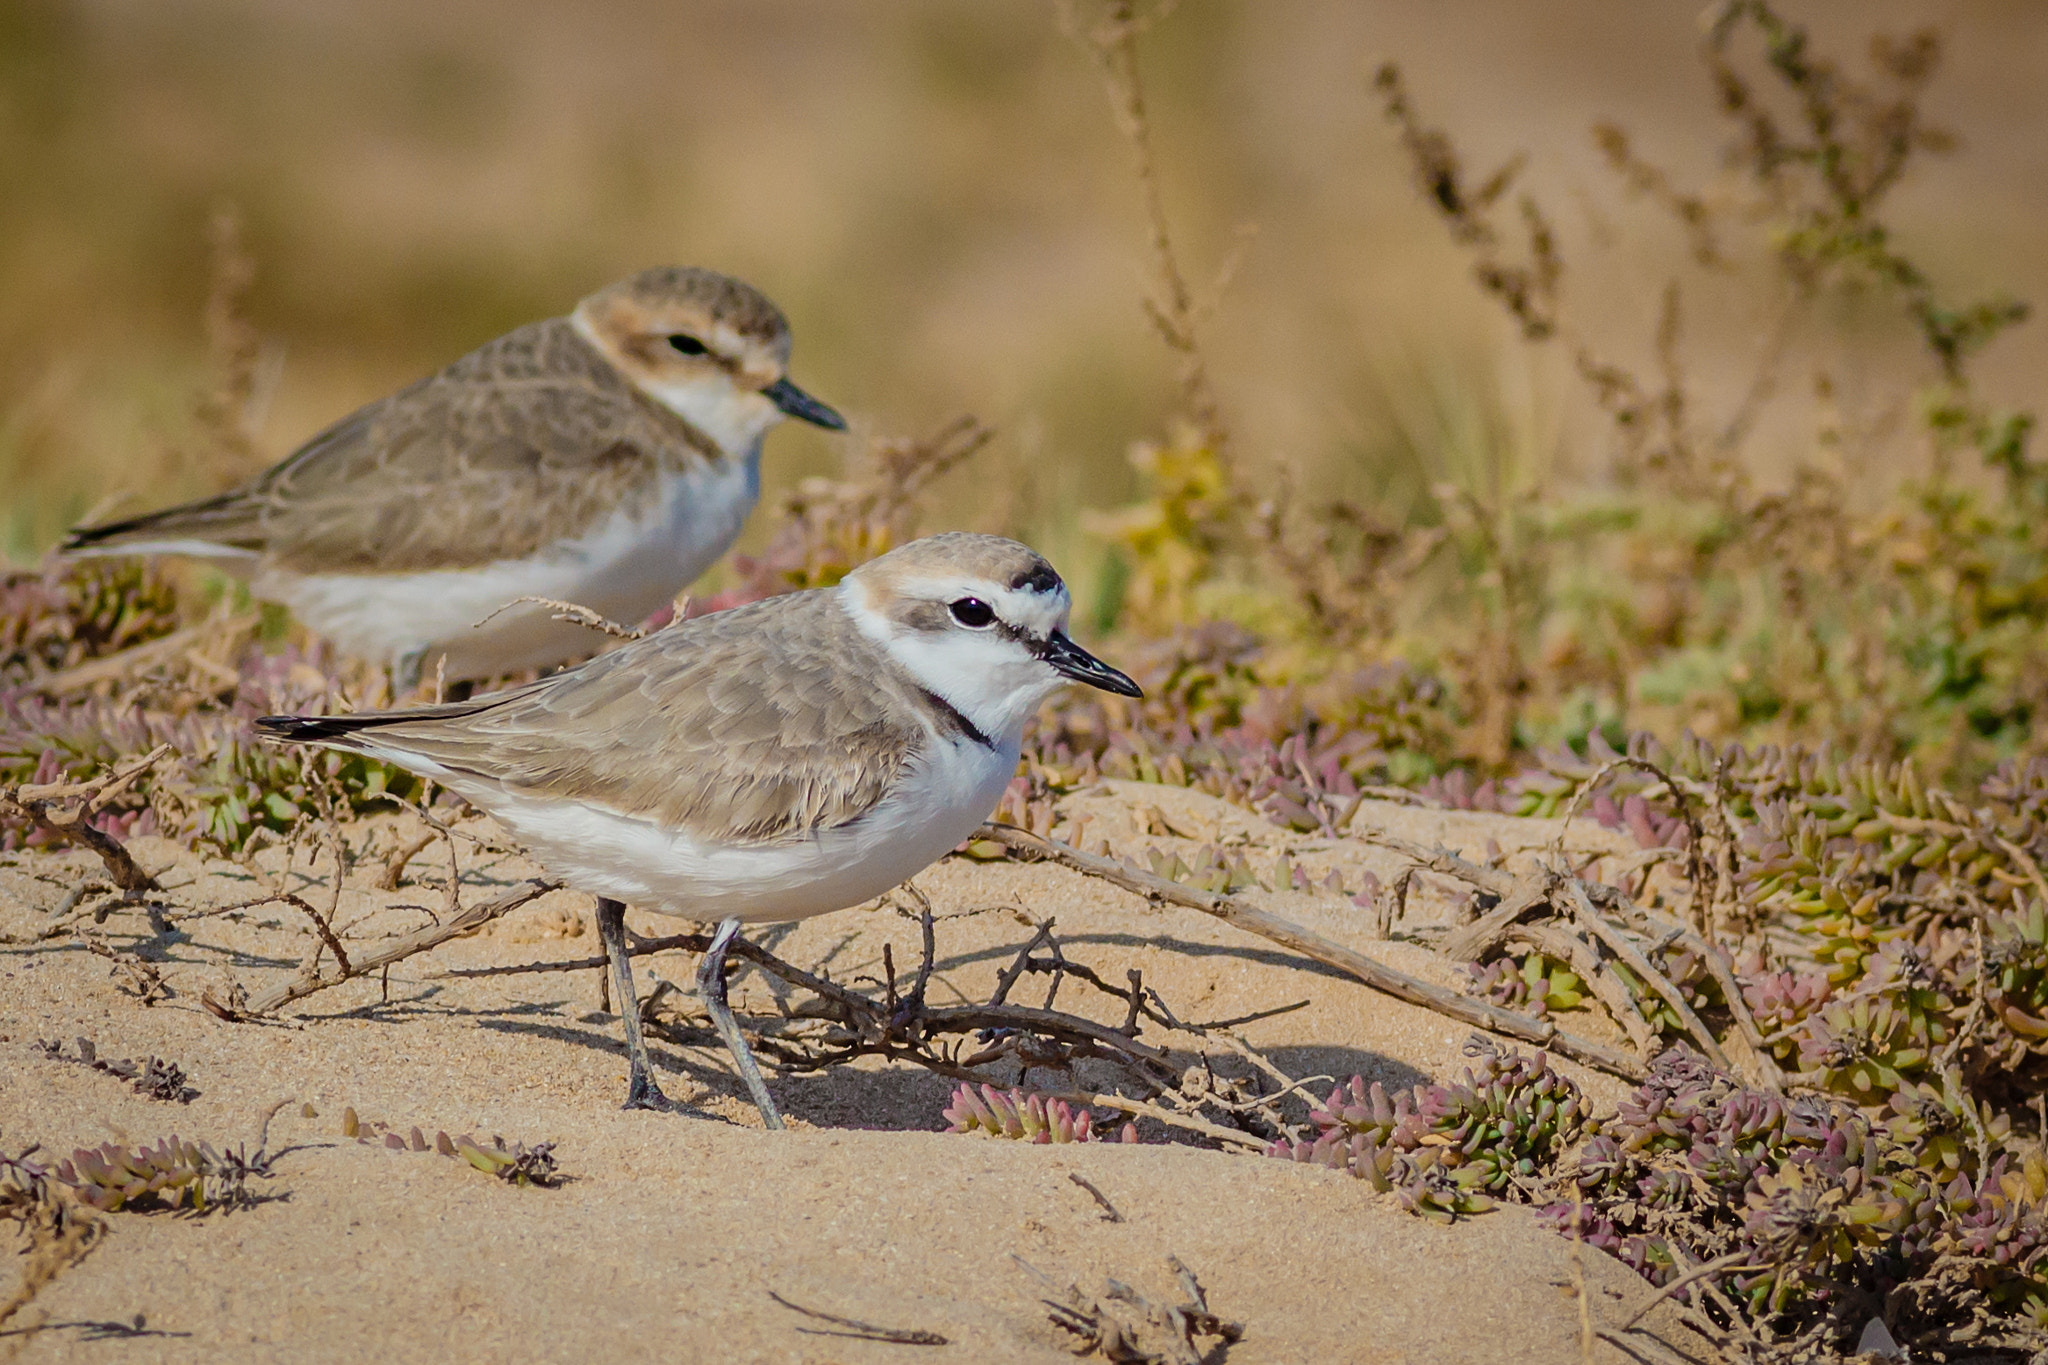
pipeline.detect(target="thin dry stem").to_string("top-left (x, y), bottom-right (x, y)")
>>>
top-left (375, 830), bottom-right (437, 892)
top-left (1562, 880), bottom-right (1735, 1075)
top-left (238, 878), bottom-right (561, 1015)
top-left (1619, 1250), bottom-right (1770, 1331)
top-left (1506, 920), bottom-right (1658, 1058)
top-left (470, 596), bottom-right (644, 641)
top-left (458, 911), bottom-right (1310, 1147)
top-left (1062, 0), bottom-right (1232, 455)
top-left (191, 200), bottom-right (270, 482)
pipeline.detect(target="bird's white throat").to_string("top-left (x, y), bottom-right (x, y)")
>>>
top-left (837, 582), bottom-right (1066, 745)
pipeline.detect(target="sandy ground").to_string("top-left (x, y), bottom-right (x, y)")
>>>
top-left (1, 782), bottom-right (1711, 1364)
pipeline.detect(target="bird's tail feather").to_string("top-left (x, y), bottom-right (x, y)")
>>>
top-left (256, 691), bottom-right (524, 748)
top-left (63, 492), bottom-right (259, 557)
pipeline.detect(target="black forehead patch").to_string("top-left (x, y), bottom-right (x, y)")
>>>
top-left (1011, 563), bottom-right (1062, 594)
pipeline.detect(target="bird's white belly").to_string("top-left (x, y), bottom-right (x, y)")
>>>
top-left (466, 736), bottom-right (1018, 924)
top-left (261, 458), bottom-right (759, 680)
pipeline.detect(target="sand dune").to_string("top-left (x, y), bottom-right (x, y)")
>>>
top-left (3, 783), bottom-right (1706, 1363)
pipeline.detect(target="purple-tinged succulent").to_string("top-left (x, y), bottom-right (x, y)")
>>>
top-left (943, 1083), bottom-right (1138, 1145)
top-left (1541, 1044), bottom-right (2048, 1334)
top-left (1, 640), bottom-right (424, 851)
top-left (0, 557), bottom-right (183, 685)
top-left (1269, 1041), bottom-right (1581, 1222)
top-left (51, 1134), bottom-right (271, 1213)
top-left (1740, 962), bottom-right (1832, 1051)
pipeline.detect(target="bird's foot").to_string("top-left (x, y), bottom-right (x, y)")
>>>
top-left (622, 1072), bottom-right (676, 1112)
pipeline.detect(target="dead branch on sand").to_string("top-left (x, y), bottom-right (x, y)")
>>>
top-left (975, 822), bottom-right (1651, 1083)
top-left (766, 1291), bottom-right (948, 1347)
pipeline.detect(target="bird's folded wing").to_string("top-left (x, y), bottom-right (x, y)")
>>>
top-left (336, 595), bottom-right (924, 846)
top-left (70, 320), bottom-right (720, 572)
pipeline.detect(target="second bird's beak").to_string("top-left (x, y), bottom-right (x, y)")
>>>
top-left (1042, 631), bottom-right (1143, 697)
top-left (764, 377), bottom-right (847, 431)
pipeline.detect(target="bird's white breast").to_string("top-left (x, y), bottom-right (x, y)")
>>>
top-left (261, 456), bottom-right (759, 679)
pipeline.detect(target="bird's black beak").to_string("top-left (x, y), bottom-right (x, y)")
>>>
top-left (1042, 630), bottom-right (1143, 697)
top-left (763, 377), bottom-right (847, 430)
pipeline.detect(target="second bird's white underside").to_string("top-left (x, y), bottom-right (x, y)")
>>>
top-left (373, 729), bottom-right (1019, 924)
top-left (259, 456), bottom-right (760, 679)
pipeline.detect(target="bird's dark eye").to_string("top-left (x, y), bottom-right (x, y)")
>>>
top-left (949, 598), bottom-right (995, 629)
top-left (668, 334), bottom-right (708, 356)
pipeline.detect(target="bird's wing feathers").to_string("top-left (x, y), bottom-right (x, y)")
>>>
top-left (68, 320), bottom-right (721, 571)
top-left (295, 593), bottom-right (931, 845)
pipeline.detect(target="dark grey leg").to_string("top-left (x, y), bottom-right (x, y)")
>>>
top-left (595, 897), bottom-right (671, 1111)
top-left (697, 917), bottom-right (784, 1130)
top-left (393, 649), bottom-right (425, 695)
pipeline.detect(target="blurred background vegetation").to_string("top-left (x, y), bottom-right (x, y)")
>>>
top-left (4, 0), bottom-right (2047, 777)
top-left (3, 0), bottom-right (2039, 545)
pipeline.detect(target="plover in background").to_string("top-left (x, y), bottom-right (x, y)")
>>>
top-left (65, 266), bottom-right (845, 686)
top-left (256, 533), bottom-right (1141, 1128)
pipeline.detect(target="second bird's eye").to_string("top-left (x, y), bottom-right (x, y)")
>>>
top-left (949, 598), bottom-right (995, 629)
top-left (668, 334), bottom-right (708, 356)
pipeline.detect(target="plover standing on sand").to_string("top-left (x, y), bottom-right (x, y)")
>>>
top-left (256, 533), bottom-right (1141, 1128)
top-left (66, 267), bottom-right (845, 685)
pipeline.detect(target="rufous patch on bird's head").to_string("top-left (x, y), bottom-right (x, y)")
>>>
top-left (573, 266), bottom-right (844, 451)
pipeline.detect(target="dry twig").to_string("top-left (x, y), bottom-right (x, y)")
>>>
top-left (1059, 0), bottom-right (1234, 455)
top-left (1561, 880), bottom-right (1733, 1074)
top-left (1018, 1253), bottom-right (1242, 1365)
top-left (471, 596), bottom-right (645, 641)
top-left (235, 878), bottom-right (562, 1015)
top-left (1355, 823), bottom-right (1782, 1089)
top-left (374, 831), bottom-right (437, 892)
top-left (766, 1291), bottom-right (947, 1347)
top-left (26, 616), bottom-right (260, 697)
top-left (0, 745), bottom-right (172, 899)
top-left (1504, 920), bottom-right (1657, 1057)
top-left (1070, 1172), bottom-right (1124, 1223)
top-left (1619, 1250), bottom-right (1769, 1331)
